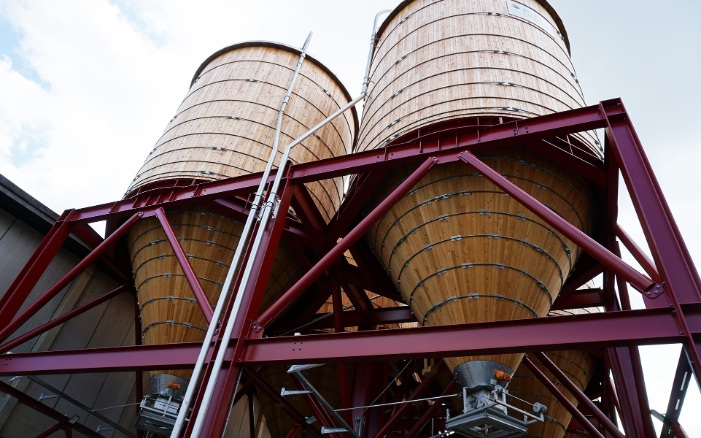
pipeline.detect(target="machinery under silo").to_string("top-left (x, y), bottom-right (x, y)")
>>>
top-left (1, 1), bottom-right (700, 438)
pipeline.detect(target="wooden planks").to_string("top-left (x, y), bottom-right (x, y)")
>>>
top-left (127, 43), bottom-right (356, 222)
top-left (357, 0), bottom-right (599, 156)
top-left (359, 0), bottom-right (598, 375)
top-left (366, 148), bottom-right (594, 373)
top-left (128, 209), bottom-right (304, 381)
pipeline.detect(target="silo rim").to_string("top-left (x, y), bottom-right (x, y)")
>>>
top-left (375, 0), bottom-right (572, 55)
top-left (190, 40), bottom-right (360, 140)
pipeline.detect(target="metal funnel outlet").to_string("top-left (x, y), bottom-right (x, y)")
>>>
top-left (453, 360), bottom-right (513, 392)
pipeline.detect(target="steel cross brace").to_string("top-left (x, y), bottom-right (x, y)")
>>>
top-left (0, 284), bottom-right (130, 354)
top-left (523, 357), bottom-right (605, 438)
top-left (532, 351), bottom-right (624, 438)
top-left (0, 380), bottom-right (102, 438)
top-left (0, 210), bottom-right (74, 323)
top-left (0, 212), bottom-right (142, 343)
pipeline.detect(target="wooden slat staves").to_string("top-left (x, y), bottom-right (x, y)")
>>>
top-left (128, 210), bottom-right (304, 380)
top-left (127, 43), bottom-right (357, 222)
top-left (366, 148), bottom-right (594, 373)
top-left (358, 0), bottom-right (599, 376)
top-left (124, 42), bottom-right (356, 387)
top-left (357, 0), bottom-right (600, 157)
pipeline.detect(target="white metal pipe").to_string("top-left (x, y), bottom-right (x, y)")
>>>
top-left (190, 91), bottom-right (365, 437)
top-left (170, 33), bottom-right (312, 438)
top-left (361, 9), bottom-right (392, 96)
top-left (185, 24), bottom-right (370, 435)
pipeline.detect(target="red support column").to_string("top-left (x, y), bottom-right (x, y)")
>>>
top-left (154, 207), bottom-right (214, 322)
top-left (195, 176), bottom-right (297, 437)
top-left (604, 104), bottom-right (701, 305)
top-left (255, 157), bottom-right (438, 329)
top-left (0, 212), bottom-right (142, 342)
top-left (659, 350), bottom-right (693, 438)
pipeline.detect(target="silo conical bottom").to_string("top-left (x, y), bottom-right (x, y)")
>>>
top-left (366, 148), bottom-right (593, 377)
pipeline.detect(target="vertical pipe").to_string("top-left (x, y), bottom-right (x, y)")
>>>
top-left (171, 34), bottom-right (314, 438)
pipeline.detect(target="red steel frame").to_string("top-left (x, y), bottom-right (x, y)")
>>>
top-left (0, 99), bottom-right (700, 437)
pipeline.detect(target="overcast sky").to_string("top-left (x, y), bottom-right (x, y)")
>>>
top-left (1, 0), bottom-right (699, 435)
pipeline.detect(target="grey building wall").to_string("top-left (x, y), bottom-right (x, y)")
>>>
top-left (0, 175), bottom-right (137, 438)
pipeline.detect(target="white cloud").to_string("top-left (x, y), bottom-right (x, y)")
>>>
top-left (0, 0), bottom-right (699, 435)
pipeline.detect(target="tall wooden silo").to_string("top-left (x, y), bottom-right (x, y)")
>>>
top-left (358, 0), bottom-right (598, 429)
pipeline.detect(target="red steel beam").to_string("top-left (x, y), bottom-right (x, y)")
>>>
top-left (154, 207), bottom-right (213, 322)
top-left (244, 308), bottom-right (698, 365)
top-left (458, 150), bottom-right (654, 293)
top-left (1, 307), bottom-right (699, 375)
top-left (255, 157), bottom-right (438, 330)
top-left (615, 223), bottom-right (661, 283)
top-left (523, 357), bottom-right (605, 438)
top-left (0, 212), bottom-right (142, 342)
top-left (0, 211), bottom-right (73, 322)
top-left (0, 284), bottom-right (130, 354)
top-left (533, 352), bottom-right (624, 438)
top-left (67, 101), bottom-right (619, 225)
top-left (605, 104), bottom-right (701, 305)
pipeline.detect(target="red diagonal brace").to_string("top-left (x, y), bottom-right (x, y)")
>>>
top-left (373, 369), bottom-right (439, 438)
top-left (254, 157), bottom-right (438, 330)
top-left (0, 212), bottom-right (142, 342)
top-left (457, 151), bottom-right (655, 293)
top-left (615, 223), bottom-right (661, 283)
top-left (523, 357), bottom-right (605, 438)
top-left (0, 211), bottom-right (73, 322)
top-left (154, 208), bottom-right (213, 322)
top-left (0, 284), bottom-right (130, 354)
top-left (533, 352), bottom-right (625, 438)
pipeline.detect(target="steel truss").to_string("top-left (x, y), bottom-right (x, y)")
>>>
top-left (0, 98), bottom-right (699, 437)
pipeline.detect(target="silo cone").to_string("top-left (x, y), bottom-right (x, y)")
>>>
top-left (123, 41), bottom-right (357, 431)
top-left (358, 0), bottom-right (597, 399)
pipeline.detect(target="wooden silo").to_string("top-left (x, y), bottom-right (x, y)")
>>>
top-left (361, 0), bottom-right (598, 379)
top-left (124, 41), bottom-right (357, 385)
